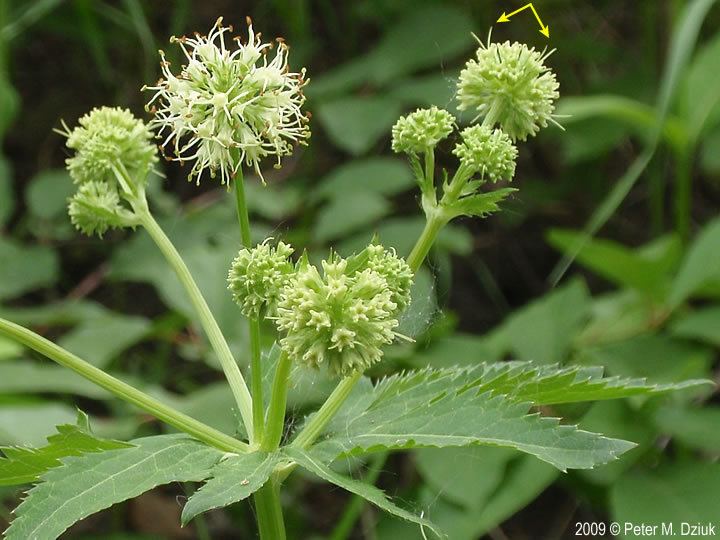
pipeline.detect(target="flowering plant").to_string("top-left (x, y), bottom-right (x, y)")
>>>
top-left (0, 19), bottom-right (708, 540)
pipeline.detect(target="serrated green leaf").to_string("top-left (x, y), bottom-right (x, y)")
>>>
top-left (286, 447), bottom-right (443, 538)
top-left (6, 434), bottom-right (222, 539)
top-left (447, 188), bottom-right (517, 219)
top-left (182, 451), bottom-right (281, 524)
top-left (0, 413), bottom-right (130, 486)
top-left (307, 363), bottom-right (701, 471)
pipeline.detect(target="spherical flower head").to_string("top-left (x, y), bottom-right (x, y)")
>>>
top-left (457, 37), bottom-right (559, 141)
top-left (453, 125), bottom-right (517, 182)
top-left (363, 244), bottom-right (414, 310)
top-left (68, 181), bottom-right (137, 237)
top-left (144, 17), bottom-right (311, 185)
top-left (391, 107), bottom-right (455, 154)
top-left (228, 240), bottom-right (295, 317)
top-left (276, 255), bottom-right (402, 377)
top-left (61, 107), bottom-right (158, 187)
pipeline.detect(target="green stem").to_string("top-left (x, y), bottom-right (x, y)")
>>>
top-left (423, 147), bottom-right (435, 190)
top-left (262, 351), bottom-right (292, 451)
top-left (138, 210), bottom-right (254, 439)
top-left (234, 169), bottom-right (265, 444)
top-left (406, 212), bottom-right (446, 273)
top-left (254, 475), bottom-right (286, 540)
top-left (329, 452), bottom-right (387, 540)
top-left (291, 371), bottom-right (362, 449)
top-left (0, 317), bottom-right (249, 454)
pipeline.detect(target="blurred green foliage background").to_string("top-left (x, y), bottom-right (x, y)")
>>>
top-left (1, 0), bottom-right (719, 538)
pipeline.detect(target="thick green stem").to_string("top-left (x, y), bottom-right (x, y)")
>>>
top-left (138, 211), bottom-right (254, 439)
top-left (262, 351), bottom-right (292, 451)
top-left (234, 169), bottom-right (265, 444)
top-left (254, 476), bottom-right (286, 540)
top-left (291, 371), bottom-right (362, 449)
top-left (0, 318), bottom-right (249, 454)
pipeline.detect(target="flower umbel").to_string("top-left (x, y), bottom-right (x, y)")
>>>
top-left (228, 240), bottom-right (295, 317)
top-left (60, 106), bottom-right (158, 189)
top-left (453, 125), bottom-right (517, 182)
top-left (144, 17), bottom-right (310, 185)
top-left (457, 35), bottom-right (559, 141)
top-left (391, 106), bottom-right (455, 154)
top-left (275, 249), bottom-right (411, 377)
top-left (58, 107), bottom-right (156, 237)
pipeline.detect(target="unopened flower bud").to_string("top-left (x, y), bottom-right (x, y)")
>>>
top-left (391, 107), bottom-right (455, 154)
top-left (453, 125), bottom-right (517, 182)
top-left (228, 241), bottom-right (295, 317)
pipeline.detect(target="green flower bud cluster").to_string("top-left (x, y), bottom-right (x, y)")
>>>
top-left (228, 241), bottom-right (414, 377)
top-left (227, 241), bottom-right (295, 317)
top-left (453, 125), bottom-right (517, 182)
top-left (457, 37), bottom-right (559, 141)
top-left (276, 255), bottom-right (409, 377)
top-left (391, 106), bottom-right (454, 154)
top-left (363, 244), bottom-right (414, 311)
top-left (144, 17), bottom-right (310, 185)
top-left (59, 107), bottom-right (157, 237)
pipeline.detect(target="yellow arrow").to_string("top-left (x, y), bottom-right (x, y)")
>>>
top-left (497, 3), bottom-right (550, 38)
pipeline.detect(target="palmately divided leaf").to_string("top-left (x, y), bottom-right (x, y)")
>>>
top-left (6, 434), bottom-right (222, 540)
top-left (306, 362), bottom-right (704, 471)
top-left (0, 411), bottom-right (130, 486)
top-left (285, 447), bottom-right (444, 538)
top-left (182, 451), bottom-right (282, 524)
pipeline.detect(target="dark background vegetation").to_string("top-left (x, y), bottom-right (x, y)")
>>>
top-left (1, 0), bottom-right (719, 538)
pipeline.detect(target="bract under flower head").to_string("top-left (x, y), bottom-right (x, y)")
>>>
top-left (391, 106), bottom-right (455, 154)
top-left (457, 35), bottom-right (559, 141)
top-left (276, 252), bottom-right (406, 377)
top-left (144, 17), bottom-right (310, 185)
top-left (453, 125), bottom-right (517, 182)
top-left (228, 240), bottom-right (295, 317)
top-left (61, 106), bottom-right (157, 188)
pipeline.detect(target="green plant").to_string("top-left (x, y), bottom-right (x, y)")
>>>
top-left (0, 17), bottom-right (710, 540)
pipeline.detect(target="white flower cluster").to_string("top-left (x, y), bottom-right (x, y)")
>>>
top-left (144, 17), bottom-right (310, 185)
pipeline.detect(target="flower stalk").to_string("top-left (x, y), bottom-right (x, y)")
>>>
top-left (234, 168), bottom-right (265, 444)
top-left (138, 209), bottom-right (254, 438)
top-left (0, 318), bottom-right (249, 454)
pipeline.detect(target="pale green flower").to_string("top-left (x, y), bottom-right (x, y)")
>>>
top-left (144, 17), bottom-right (310, 185)
top-left (228, 241), bottom-right (295, 317)
top-left (453, 125), bottom-right (517, 182)
top-left (391, 107), bottom-right (455, 154)
top-left (457, 37), bottom-right (559, 141)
